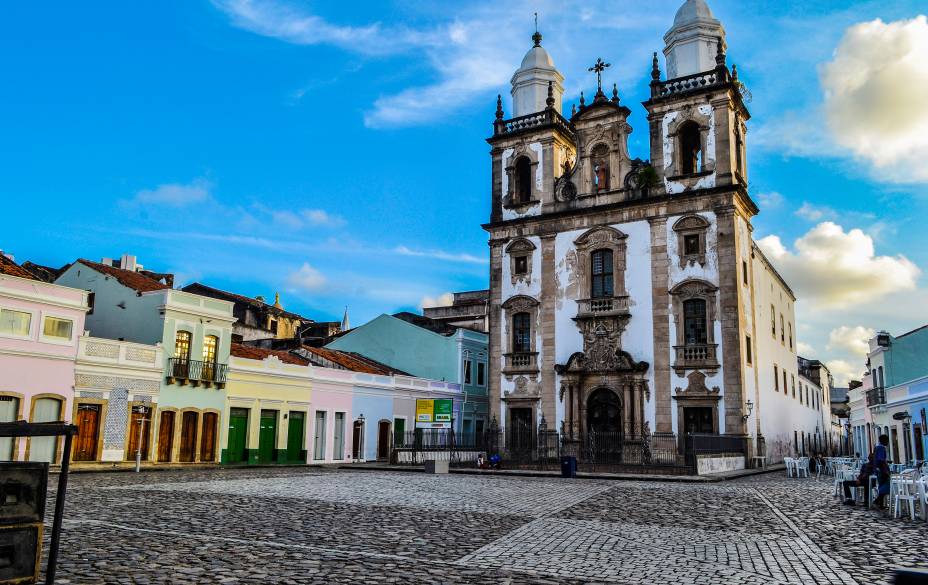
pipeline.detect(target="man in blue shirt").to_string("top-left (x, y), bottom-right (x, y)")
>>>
top-left (872, 434), bottom-right (892, 508)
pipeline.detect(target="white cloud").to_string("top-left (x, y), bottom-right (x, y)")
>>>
top-left (825, 359), bottom-right (866, 387)
top-left (271, 208), bottom-right (346, 230)
top-left (419, 292), bottom-right (454, 309)
top-left (286, 262), bottom-right (327, 291)
top-left (797, 341), bottom-right (816, 357)
top-left (795, 202), bottom-right (827, 221)
top-left (821, 16), bottom-right (928, 183)
top-left (756, 191), bottom-right (784, 210)
top-left (394, 245), bottom-right (487, 265)
top-left (826, 325), bottom-right (875, 357)
top-left (757, 221), bottom-right (920, 309)
top-left (132, 179), bottom-right (211, 207)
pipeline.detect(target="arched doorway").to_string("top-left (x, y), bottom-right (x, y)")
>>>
top-left (586, 388), bottom-right (622, 463)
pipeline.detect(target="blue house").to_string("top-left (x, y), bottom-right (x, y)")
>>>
top-left (326, 312), bottom-right (489, 438)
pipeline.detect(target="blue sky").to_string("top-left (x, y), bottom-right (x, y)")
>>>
top-left (2, 0), bottom-right (926, 382)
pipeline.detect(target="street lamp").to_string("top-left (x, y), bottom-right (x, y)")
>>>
top-left (741, 400), bottom-right (754, 424)
top-left (135, 405), bottom-right (149, 473)
top-left (357, 413), bottom-right (365, 462)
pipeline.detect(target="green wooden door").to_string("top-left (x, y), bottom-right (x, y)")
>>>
top-left (227, 408), bottom-right (249, 464)
top-left (286, 411), bottom-right (305, 463)
top-left (258, 410), bottom-right (277, 464)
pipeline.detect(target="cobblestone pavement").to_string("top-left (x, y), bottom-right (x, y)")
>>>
top-left (40, 467), bottom-right (927, 584)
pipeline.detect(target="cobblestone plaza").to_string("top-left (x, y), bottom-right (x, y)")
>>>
top-left (50, 468), bottom-right (927, 584)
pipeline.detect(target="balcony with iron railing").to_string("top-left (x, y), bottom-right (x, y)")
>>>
top-left (167, 358), bottom-right (228, 387)
top-left (673, 343), bottom-right (719, 373)
top-left (866, 387), bottom-right (886, 407)
top-left (575, 296), bottom-right (631, 319)
top-left (503, 352), bottom-right (539, 375)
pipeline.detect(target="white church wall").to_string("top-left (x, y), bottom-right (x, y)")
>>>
top-left (501, 144), bottom-right (544, 221)
top-left (552, 220), bottom-right (655, 431)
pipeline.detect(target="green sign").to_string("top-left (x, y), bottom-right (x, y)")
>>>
top-left (434, 399), bottom-right (453, 422)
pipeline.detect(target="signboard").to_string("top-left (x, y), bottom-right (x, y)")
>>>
top-left (415, 399), bottom-right (453, 429)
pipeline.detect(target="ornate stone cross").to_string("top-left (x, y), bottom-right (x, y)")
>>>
top-left (588, 58), bottom-right (611, 93)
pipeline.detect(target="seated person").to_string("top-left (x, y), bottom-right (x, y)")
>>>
top-left (843, 455), bottom-right (875, 505)
top-left (872, 434), bottom-right (892, 508)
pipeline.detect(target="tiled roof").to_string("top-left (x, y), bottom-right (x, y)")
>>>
top-left (181, 282), bottom-right (308, 322)
top-left (299, 345), bottom-right (407, 375)
top-left (0, 255), bottom-right (38, 280)
top-left (77, 259), bottom-right (169, 293)
top-left (230, 343), bottom-right (309, 366)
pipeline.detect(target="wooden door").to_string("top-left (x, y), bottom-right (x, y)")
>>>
top-left (157, 411), bottom-right (175, 462)
top-left (313, 411), bottom-right (326, 461)
top-left (258, 410), bottom-right (277, 463)
top-left (227, 408), bottom-right (248, 463)
top-left (286, 412), bottom-right (305, 463)
top-left (126, 406), bottom-right (152, 461)
top-left (200, 412), bottom-right (218, 462)
top-left (377, 421), bottom-right (390, 460)
top-left (179, 411), bottom-right (198, 462)
top-left (74, 404), bottom-right (101, 462)
top-left (352, 420), bottom-right (362, 459)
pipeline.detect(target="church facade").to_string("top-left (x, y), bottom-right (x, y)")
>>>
top-left (484, 0), bottom-right (811, 463)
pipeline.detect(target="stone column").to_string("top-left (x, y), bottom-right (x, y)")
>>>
top-left (649, 217), bottom-right (672, 433)
top-left (539, 234), bottom-right (558, 426)
top-left (488, 239), bottom-right (505, 424)
top-left (715, 206), bottom-right (746, 436)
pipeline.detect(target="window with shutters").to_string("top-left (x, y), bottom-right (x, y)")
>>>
top-left (590, 249), bottom-right (614, 299)
top-left (512, 312), bottom-right (531, 354)
top-left (0, 308), bottom-right (32, 338)
top-left (42, 316), bottom-right (73, 340)
top-left (175, 331), bottom-right (191, 361)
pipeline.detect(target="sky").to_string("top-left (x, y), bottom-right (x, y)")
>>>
top-left (1, 0), bottom-right (927, 385)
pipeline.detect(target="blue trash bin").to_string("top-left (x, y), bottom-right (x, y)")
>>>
top-left (560, 456), bottom-right (577, 478)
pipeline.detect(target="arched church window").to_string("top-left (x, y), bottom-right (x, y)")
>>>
top-left (513, 157), bottom-right (532, 203)
top-left (591, 144), bottom-right (609, 191)
top-left (512, 312), bottom-right (531, 353)
top-left (590, 249), bottom-right (614, 299)
top-left (679, 121), bottom-right (702, 175)
top-left (682, 298), bottom-right (707, 345)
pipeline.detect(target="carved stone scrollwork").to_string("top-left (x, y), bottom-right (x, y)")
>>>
top-left (675, 371), bottom-right (721, 397)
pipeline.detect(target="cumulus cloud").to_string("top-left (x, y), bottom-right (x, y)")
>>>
top-left (825, 359), bottom-right (866, 387)
top-left (826, 325), bottom-right (875, 357)
top-left (132, 179), bottom-right (211, 206)
top-left (757, 222), bottom-right (920, 309)
top-left (419, 292), bottom-right (455, 309)
top-left (286, 262), bottom-right (327, 291)
top-left (821, 16), bottom-right (928, 183)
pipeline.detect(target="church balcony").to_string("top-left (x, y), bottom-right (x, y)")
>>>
top-left (651, 69), bottom-right (727, 99)
top-left (503, 352), bottom-right (539, 375)
top-left (493, 109), bottom-right (576, 140)
top-left (866, 387), bottom-right (885, 407)
top-left (575, 296), bottom-right (630, 319)
top-left (672, 343), bottom-right (719, 374)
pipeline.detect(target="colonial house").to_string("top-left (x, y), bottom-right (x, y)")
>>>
top-left (0, 254), bottom-right (88, 463)
top-left (181, 283), bottom-right (308, 343)
top-left (860, 326), bottom-right (928, 464)
top-left (483, 0), bottom-right (809, 463)
top-left (795, 357), bottom-right (833, 456)
top-left (56, 259), bottom-right (235, 465)
top-left (326, 312), bottom-right (489, 438)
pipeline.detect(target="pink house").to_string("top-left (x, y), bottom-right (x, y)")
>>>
top-left (0, 255), bottom-right (88, 463)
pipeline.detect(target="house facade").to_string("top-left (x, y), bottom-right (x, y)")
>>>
top-left (326, 313), bottom-right (489, 438)
top-left (182, 283), bottom-right (307, 343)
top-left (483, 0), bottom-right (807, 463)
top-left (56, 259), bottom-right (235, 465)
top-left (0, 255), bottom-right (88, 463)
top-left (222, 344), bottom-right (312, 464)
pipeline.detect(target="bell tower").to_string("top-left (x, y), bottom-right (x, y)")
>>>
top-left (644, 0), bottom-right (749, 196)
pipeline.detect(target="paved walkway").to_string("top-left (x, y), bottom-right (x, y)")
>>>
top-left (44, 467), bottom-right (927, 584)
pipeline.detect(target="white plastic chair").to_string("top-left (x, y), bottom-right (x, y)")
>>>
top-left (796, 457), bottom-right (810, 478)
top-left (893, 471), bottom-right (919, 520)
top-left (784, 457), bottom-right (795, 478)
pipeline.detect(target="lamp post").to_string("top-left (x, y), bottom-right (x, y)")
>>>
top-left (357, 414), bottom-right (365, 462)
top-left (135, 405), bottom-right (149, 473)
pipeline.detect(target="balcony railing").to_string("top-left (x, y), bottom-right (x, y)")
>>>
top-left (652, 69), bottom-right (726, 98)
top-left (866, 387), bottom-right (885, 407)
top-left (673, 343), bottom-right (719, 372)
top-left (168, 358), bottom-right (228, 387)
top-left (503, 352), bottom-right (538, 373)
top-left (576, 296), bottom-right (630, 318)
top-left (494, 109), bottom-right (576, 140)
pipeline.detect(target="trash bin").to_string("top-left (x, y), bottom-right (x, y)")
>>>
top-left (560, 455), bottom-right (577, 478)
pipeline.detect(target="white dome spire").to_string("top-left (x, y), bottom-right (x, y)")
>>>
top-left (510, 29), bottom-right (564, 117)
top-left (663, 0), bottom-right (726, 79)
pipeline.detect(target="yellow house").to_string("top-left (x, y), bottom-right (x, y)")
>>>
top-left (221, 344), bottom-right (312, 464)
